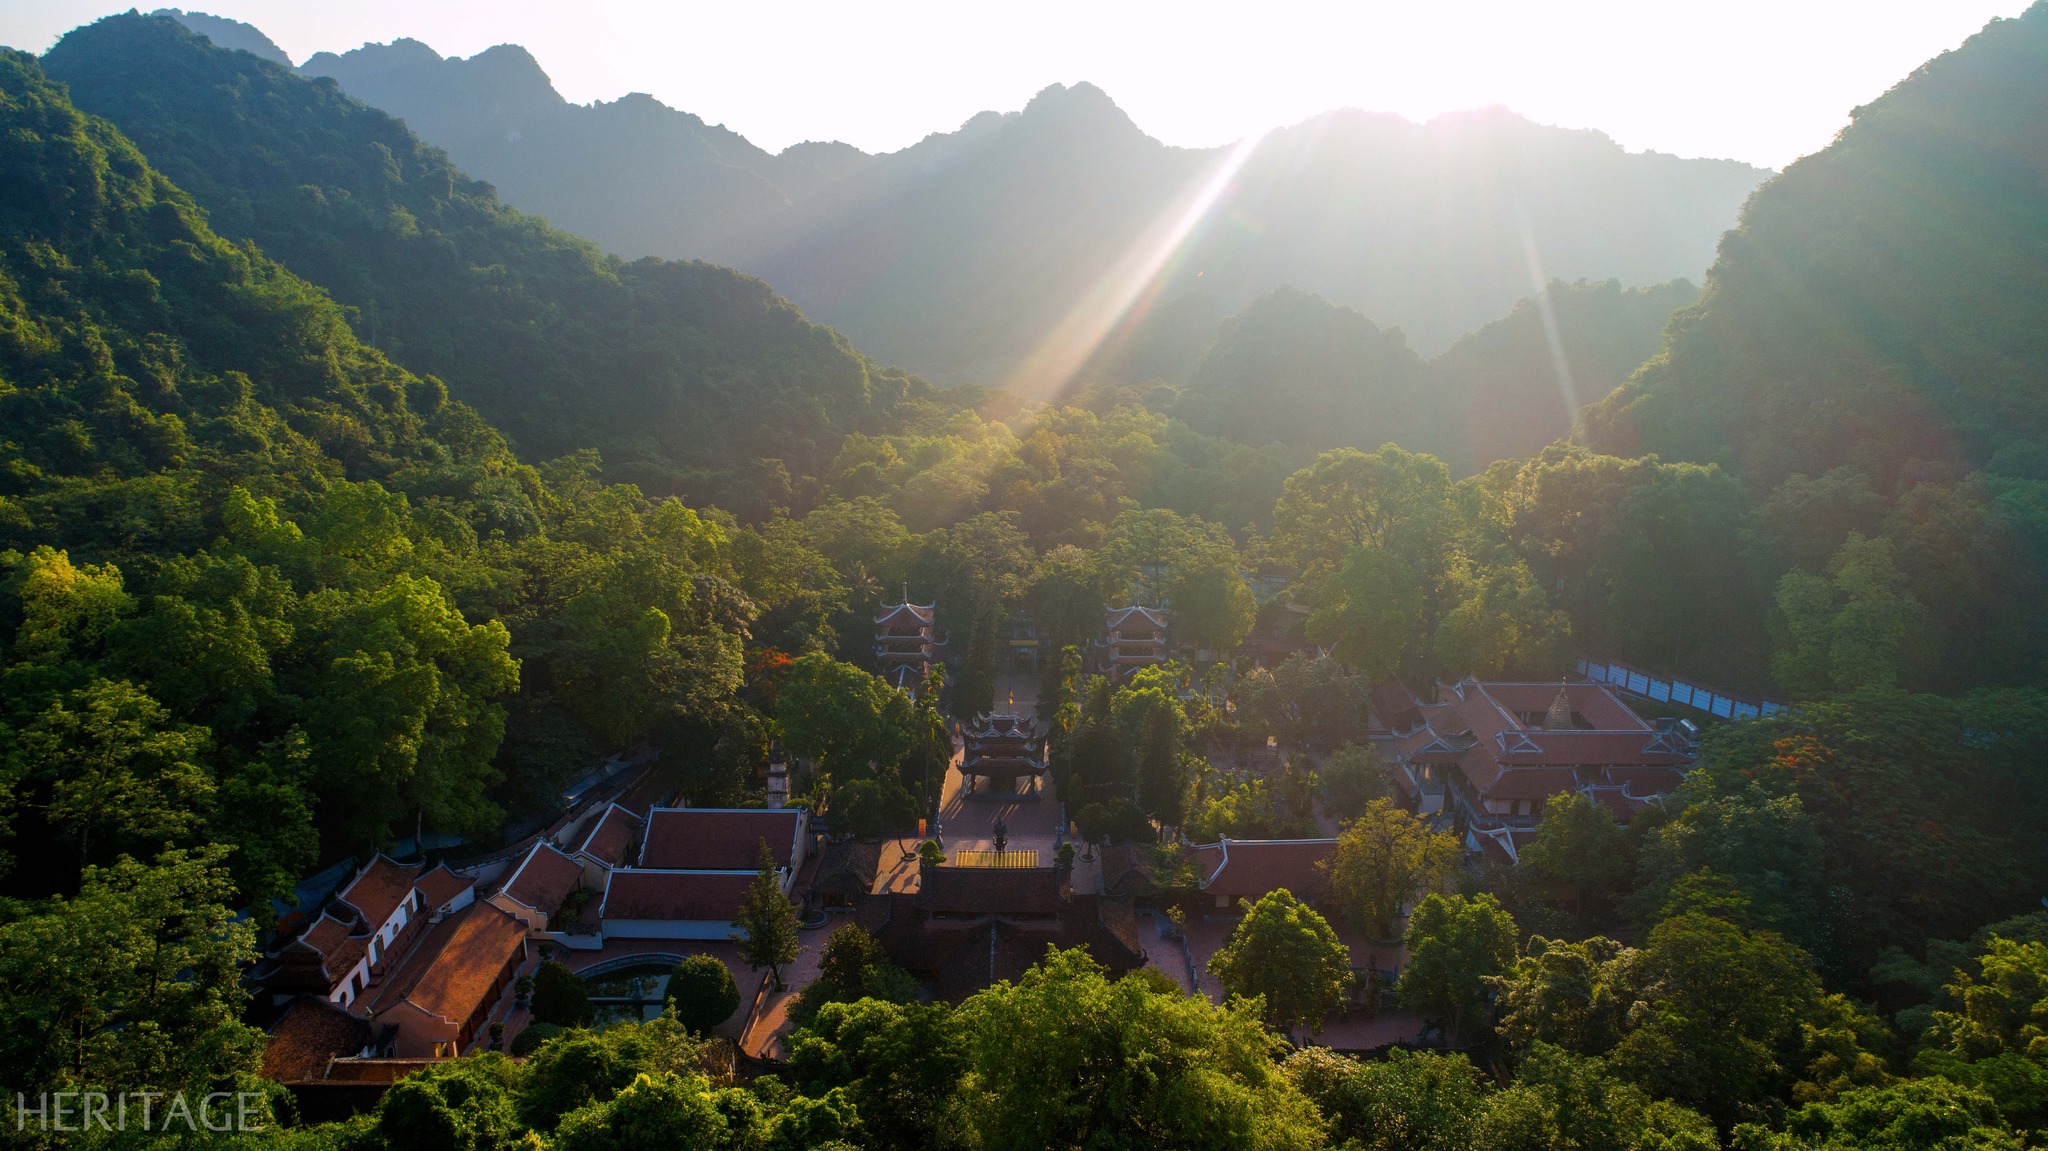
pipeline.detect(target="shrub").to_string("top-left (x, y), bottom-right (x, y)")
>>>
top-left (530, 960), bottom-right (593, 1027)
top-left (668, 954), bottom-right (742, 1034)
top-left (510, 1021), bottom-right (565, 1057)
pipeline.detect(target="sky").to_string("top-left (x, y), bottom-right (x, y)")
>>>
top-left (1, 1), bottom-right (2031, 169)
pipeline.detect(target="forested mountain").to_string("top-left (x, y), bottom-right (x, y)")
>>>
top-left (293, 31), bottom-right (1765, 381)
top-left (1176, 279), bottom-right (1695, 473)
top-left (1584, 4), bottom-right (2048, 691)
top-left (48, 14), bottom-right (949, 515)
top-left (0, 41), bottom-right (849, 912)
top-left (296, 36), bottom-right (873, 261)
top-left (152, 7), bottom-right (288, 65)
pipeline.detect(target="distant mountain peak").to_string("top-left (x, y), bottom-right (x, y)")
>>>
top-left (154, 9), bottom-right (291, 67)
top-left (1017, 81), bottom-right (1149, 141)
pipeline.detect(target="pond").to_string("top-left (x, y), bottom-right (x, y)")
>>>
top-left (582, 962), bottom-right (672, 1025)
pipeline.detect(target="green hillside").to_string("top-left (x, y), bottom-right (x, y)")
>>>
top-left (0, 45), bottom-right (813, 911)
top-left (45, 14), bottom-right (950, 515)
top-left (1584, 4), bottom-right (2048, 691)
top-left (1177, 279), bottom-right (1695, 474)
top-left (1587, 7), bottom-right (2048, 488)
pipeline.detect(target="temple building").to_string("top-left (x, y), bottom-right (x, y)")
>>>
top-left (961, 713), bottom-right (1048, 794)
top-left (1374, 678), bottom-right (1697, 863)
top-left (1098, 605), bottom-right (1169, 684)
top-left (874, 601), bottom-right (938, 694)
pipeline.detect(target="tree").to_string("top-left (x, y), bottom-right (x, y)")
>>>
top-left (531, 959), bottom-right (594, 1028)
top-left (1123, 685), bottom-right (1191, 826)
top-left (1474, 1043), bottom-right (1717, 1151)
top-left (0, 845), bottom-right (263, 1099)
top-left (1208, 889), bottom-right (1353, 1034)
top-left (1400, 893), bottom-right (1519, 1047)
top-left (1282, 1046), bottom-right (1486, 1151)
top-left (1431, 558), bottom-right (1572, 681)
top-left (7, 546), bottom-right (134, 668)
top-left (375, 1054), bottom-right (525, 1151)
top-left (553, 1072), bottom-right (734, 1151)
top-left (1606, 912), bottom-right (1829, 1130)
top-left (511, 1022), bottom-right (564, 1057)
top-left (1632, 789), bottom-right (1828, 952)
top-left (299, 571), bottom-right (520, 849)
top-left (1240, 653), bottom-right (1368, 748)
top-left (735, 839), bottom-right (802, 990)
top-left (789, 998), bottom-right (966, 1150)
top-left (1319, 744), bottom-right (1391, 821)
top-left (17, 677), bottom-right (214, 865)
top-left (1328, 799), bottom-right (1463, 939)
top-left (1926, 937), bottom-right (2048, 1061)
top-left (517, 1016), bottom-right (728, 1133)
top-left (1740, 1078), bottom-right (2022, 1151)
top-left (792, 923), bottom-right (919, 1026)
top-left (1306, 545), bottom-right (1423, 683)
top-left (1771, 534), bottom-right (1922, 696)
top-left (953, 948), bottom-right (1326, 1151)
top-left (1272, 446), bottom-right (1454, 579)
top-left (1518, 791), bottom-right (1631, 928)
top-left (1493, 935), bottom-right (1637, 1059)
top-left (668, 954), bottom-right (741, 1035)
top-left (1027, 546), bottom-right (1110, 656)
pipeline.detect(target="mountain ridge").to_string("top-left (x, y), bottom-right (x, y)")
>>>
top-left (275, 22), bottom-right (1767, 381)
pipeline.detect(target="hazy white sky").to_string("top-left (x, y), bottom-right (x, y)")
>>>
top-left (2, 1), bottom-right (2030, 168)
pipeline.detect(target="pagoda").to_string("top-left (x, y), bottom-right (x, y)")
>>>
top-left (961, 713), bottom-right (1048, 794)
top-left (1099, 605), bottom-right (1168, 684)
top-left (874, 601), bottom-right (937, 695)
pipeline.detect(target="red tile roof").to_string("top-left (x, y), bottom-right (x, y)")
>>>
top-left (1473, 682), bottom-right (1648, 730)
top-left (1370, 680), bottom-right (1424, 732)
top-left (337, 856), bottom-right (421, 929)
top-left (920, 866), bottom-right (1064, 915)
top-left (1603, 766), bottom-right (1689, 794)
top-left (1585, 787), bottom-right (1656, 822)
top-left (371, 903), bottom-right (526, 1021)
top-left (499, 843), bottom-right (584, 915)
top-left (575, 805), bottom-right (643, 867)
top-left (293, 912), bottom-right (368, 982)
top-left (1193, 839), bottom-right (1336, 900)
top-left (263, 997), bottom-right (370, 1082)
top-left (640, 808), bottom-right (800, 871)
top-left (601, 870), bottom-right (756, 922)
top-left (413, 865), bottom-right (475, 912)
top-left (1391, 679), bottom-right (1690, 801)
top-left (1480, 769), bottom-right (1583, 801)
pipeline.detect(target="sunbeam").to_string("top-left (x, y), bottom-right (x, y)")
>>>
top-left (1515, 205), bottom-right (1580, 428)
top-left (998, 129), bottom-right (1268, 407)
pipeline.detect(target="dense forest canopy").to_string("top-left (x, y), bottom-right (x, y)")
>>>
top-left (44, 14), bottom-right (954, 516)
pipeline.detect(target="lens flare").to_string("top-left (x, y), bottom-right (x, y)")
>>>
top-left (1515, 205), bottom-right (1580, 427)
top-left (998, 130), bottom-right (1268, 406)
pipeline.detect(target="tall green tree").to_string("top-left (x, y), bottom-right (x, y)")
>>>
top-left (1519, 791), bottom-right (1632, 929)
top-left (1328, 799), bottom-right (1464, 938)
top-left (1400, 893), bottom-right (1519, 1047)
top-left (953, 948), bottom-right (1326, 1151)
top-left (0, 845), bottom-right (264, 1099)
top-left (1208, 889), bottom-right (1353, 1034)
top-left (735, 839), bottom-right (802, 990)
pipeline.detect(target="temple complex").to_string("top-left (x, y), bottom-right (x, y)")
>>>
top-left (1374, 677), bottom-right (1698, 863)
